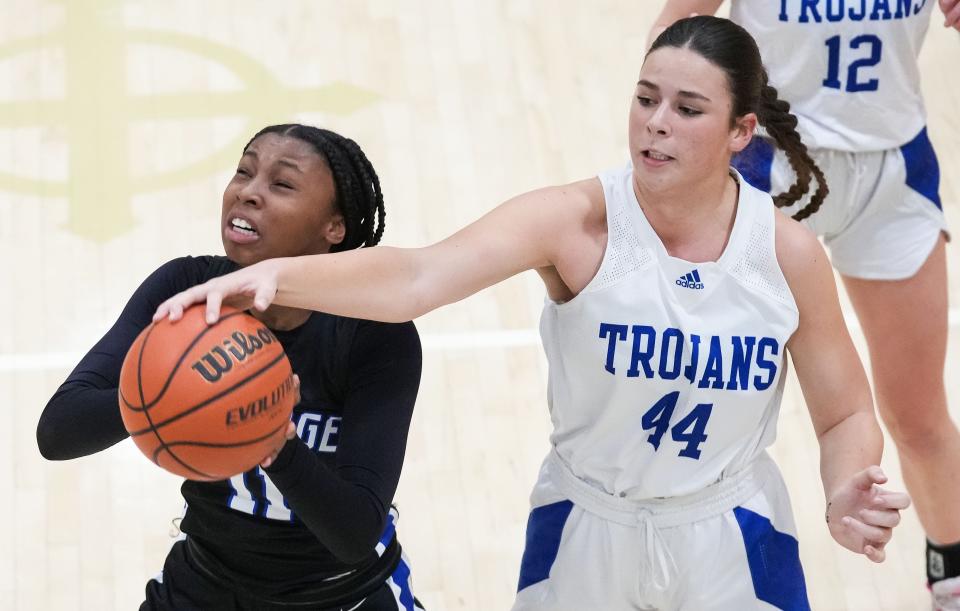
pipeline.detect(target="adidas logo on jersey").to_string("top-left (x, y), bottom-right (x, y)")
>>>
top-left (675, 269), bottom-right (704, 290)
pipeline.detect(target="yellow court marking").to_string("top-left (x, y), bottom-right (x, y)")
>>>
top-left (0, 0), bottom-right (379, 242)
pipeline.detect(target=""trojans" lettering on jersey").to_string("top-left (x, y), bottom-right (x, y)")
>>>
top-left (778, 0), bottom-right (928, 23)
top-left (598, 323), bottom-right (780, 391)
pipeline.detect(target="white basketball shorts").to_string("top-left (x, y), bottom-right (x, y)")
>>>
top-left (734, 127), bottom-right (947, 280)
top-left (513, 450), bottom-right (809, 611)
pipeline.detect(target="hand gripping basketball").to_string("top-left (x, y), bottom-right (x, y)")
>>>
top-left (260, 375), bottom-right (300, 469)
top-left (120, 304), bottom-right (295, 480)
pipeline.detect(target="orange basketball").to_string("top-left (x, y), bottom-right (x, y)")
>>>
top-left (118, 305), bottom-right (295, 481)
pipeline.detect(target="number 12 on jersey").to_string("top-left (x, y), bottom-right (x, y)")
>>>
top-left (641, 391), bottom-right (712, 460)
top-left (823, 34), bottom-right (883, 92)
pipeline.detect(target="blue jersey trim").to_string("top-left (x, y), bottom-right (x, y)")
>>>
top-left (900, 127), bottom-right (942, 209)
top-left (734, 506), bottom-right (810, 611)
top-left (390, 556), bottom-right (417, 611)
top-left (379, 510), bottom-right (398, 549)
top-left (732, 136), bottom-right (775, 194)
top-left (517, 500), bottom-right (574, 592)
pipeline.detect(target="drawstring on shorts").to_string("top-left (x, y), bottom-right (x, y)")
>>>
top-left (545, 448), bottom-right (775, 602)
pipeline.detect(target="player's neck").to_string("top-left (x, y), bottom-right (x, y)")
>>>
top-left (251, 304), bottom-right (312, 331)
top-left (633, 171), bottom-right (739, 261)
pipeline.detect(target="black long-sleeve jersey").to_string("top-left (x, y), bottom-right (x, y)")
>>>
top-left (37, 256), bottom-right (422, 595)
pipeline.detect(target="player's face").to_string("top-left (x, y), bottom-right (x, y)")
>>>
top-left (221, 133), bottom-right (344, 267)
top-left (628, 46), bottom-right (755, 193)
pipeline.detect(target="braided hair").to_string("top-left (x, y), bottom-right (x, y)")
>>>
top-left (243, 124), bottom-right (386, 250)
top-left (649, 16), bottom-right (828, 220)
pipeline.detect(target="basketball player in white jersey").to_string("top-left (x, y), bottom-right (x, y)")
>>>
top-left (154, 17), bottom-right (911, 609)
top-left (651, 2), bottom-right (960, 607)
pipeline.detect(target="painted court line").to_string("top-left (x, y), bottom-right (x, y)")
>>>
top-left (2, 308), bottom-right (958, 372)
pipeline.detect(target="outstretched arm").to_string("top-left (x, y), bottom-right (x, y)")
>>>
top-left (779, 214), bottom-right (910, 563)
top-left (155, 183), bottom-right (596, 324)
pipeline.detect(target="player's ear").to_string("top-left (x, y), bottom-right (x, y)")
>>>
top-left (730, 112), bottom-right (758, 154)
top-left (324, 213), bottom-right (346, 246)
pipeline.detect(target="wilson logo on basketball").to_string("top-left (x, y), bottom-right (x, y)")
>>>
top-left (191, 328), bottom-right (279, 383)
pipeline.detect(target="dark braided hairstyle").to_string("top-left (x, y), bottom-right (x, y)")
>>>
top-left (649, 16), bottom-right (828, 220)
top-left (243, 124), bottom-right (386, 250)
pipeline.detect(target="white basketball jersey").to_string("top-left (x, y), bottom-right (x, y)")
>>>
top-left (730, 0), bottom-right (933, 151)
top-left (540, 164), bottom-right (799, 499)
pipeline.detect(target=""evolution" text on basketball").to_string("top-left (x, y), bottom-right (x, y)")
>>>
top-left (225, 374), bottom-right (295, 427)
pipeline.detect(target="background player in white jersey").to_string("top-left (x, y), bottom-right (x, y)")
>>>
top-left (651, 1), bottom-right (960, 607)
top-left (153, 17), bottom-right (910, 610)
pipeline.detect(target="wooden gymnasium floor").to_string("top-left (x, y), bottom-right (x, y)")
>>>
top-left (1, 1), bottom-right (957, 609)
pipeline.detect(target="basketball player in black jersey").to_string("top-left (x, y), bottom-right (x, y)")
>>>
top-left (36, 124), bottom-right (425, 610)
